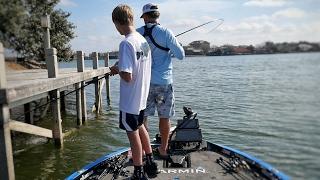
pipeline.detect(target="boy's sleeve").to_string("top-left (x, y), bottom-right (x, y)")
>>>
top-left (118, 41), bottom-right (135, 73)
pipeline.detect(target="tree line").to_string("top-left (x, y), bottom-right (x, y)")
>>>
top-left (0, 0), bottom-right (75, 61)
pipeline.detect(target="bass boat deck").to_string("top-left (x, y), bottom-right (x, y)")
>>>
top-left (66, 107), bottom-right (289, 180)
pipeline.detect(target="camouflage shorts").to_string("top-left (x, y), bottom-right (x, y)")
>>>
top-left (145, 84), bottom-right (175, 118)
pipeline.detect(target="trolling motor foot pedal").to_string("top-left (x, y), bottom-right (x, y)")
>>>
top-left (163, 154), bottom-right (191, 168)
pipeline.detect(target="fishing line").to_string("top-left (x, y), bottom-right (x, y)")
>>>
top-left (175, 18), bottom-right (224, 37)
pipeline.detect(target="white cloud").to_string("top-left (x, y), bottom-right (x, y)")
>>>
top-left (243, 8), bottom-right (307, 22)
top-left (199, 9), bottom-right (319, 47)
top-left (59, 0), bottom-right (77, 7)
top-left (154, 0), bottom-right (231, 37)
top-left (272, 8), bottom-right (306, 18)
top-left (243, 0), bottom-right (288, 7)
top-left (209, 19), bottom-right (320, 46)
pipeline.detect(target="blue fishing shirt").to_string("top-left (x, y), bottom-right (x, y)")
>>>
top-left (137, 23), bottom-right (185, 85)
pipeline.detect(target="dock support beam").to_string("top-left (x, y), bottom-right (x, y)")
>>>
top-left (60, 91), bottom-right (66, 113)
top-left (45, 48), bottom-right (63, 147)
top-left (0, 42), bottom-right (15, 180)
top-left (92, 52), bottom-right (101, 115)
top-left (104, 53), bottom-right (111, 108)
top-left (77, 51), bottom-right (87, 124)
top-left (24, 103), bottom-right (34, 124)
top-left (75, 83), bottom-right (82, 126)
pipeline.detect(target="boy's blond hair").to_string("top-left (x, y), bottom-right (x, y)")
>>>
top-left (112, 4), bottom-right (134, 25)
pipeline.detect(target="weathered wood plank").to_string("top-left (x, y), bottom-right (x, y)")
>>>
top-left (60, 91), bottom-right (66, 113)
top-left (105, 53), bottom-right (111, 107)
top-left (0, 43), bottom-right (6, 88)
top-left (45, 48), bottom-right (63, 147)
top-left (0, 42), bottom-right (15, 180)
top-left (75, 83), bottom-right (82, 126)
top-left (24, 103), bottom-right (34, 124)
top-left (50, 89), bottom-right (63, 146)
top-left (77, 51), bottom-right (87, 123)
top-left (46, 48), bottom-right (58, 78)
top-left (9, 120), bottom-right (53, 138)
top-left (6, 67), bottom-right (110, 105)
top-left (0, 89), bottom-right (8, 105)
top-left (81, 81), bottom-right (87, 123)
top-left (92, 52), bottom-right (101, 115)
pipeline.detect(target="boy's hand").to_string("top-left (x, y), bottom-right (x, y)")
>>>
top-left (109, 65), bottom-right (119, 76)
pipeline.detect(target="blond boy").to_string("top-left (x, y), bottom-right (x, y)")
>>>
top-left (111, 4), bottom-right (158, 179)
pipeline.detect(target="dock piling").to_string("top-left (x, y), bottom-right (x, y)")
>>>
top-left (24, 103), bottom-right (34, 124)
top-left (77, 51), bottom-right (87, 123)
top-left (92, 52), bottom-right (101, 115)
top-left (0, 42), bottom-right (15, 180)
top-left (45, 48), bottom-right (63, 147)
top-left (75, 51), bottom-right (83, 126)
top-left (75, 83), bottom-right (82, 126)
top-left (104, 53), bottom-right (111, 108)
top-left (60, 91), bottom-right (66, 113)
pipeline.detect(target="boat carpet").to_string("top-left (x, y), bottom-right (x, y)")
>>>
top-left (102, 151), bottom-right (265, 180)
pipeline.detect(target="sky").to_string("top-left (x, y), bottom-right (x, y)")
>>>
top-left (57, 0), bottom-right (320, 54)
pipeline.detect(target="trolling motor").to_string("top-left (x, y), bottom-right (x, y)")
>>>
top-left (170, 107), bottom-right (202, 144)
top-left (163, 106), bottom-right (203, 168)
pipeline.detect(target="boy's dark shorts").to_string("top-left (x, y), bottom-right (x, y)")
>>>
top-left (119, 110), bottom-right (144, 132)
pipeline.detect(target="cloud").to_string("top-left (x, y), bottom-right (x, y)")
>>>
top-left (71, 35), bottom-right (122, 54)
top-left (200, 10), bottom-right (319, 46)
top-left (59, 0), bottom-right (77, 7)
top-left (243, 0), bottom-right (288, 7)
top-left (272, 8), bottom-right (306, 18)
top-left (154, 0), bottom-right (231, 35)
top-left (243, 8), bottom-right (307, 22)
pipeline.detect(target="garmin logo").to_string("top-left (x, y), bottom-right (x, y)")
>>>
top-left (160, 167), bottom-right (206, 174)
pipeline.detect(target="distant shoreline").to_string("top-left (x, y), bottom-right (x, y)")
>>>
top-left (80, 51), bottom-right (320, 61)
top-left (185, 51), bottom-right (320, 57)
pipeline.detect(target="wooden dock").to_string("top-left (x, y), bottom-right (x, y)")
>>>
top-left (0, 43), bottom-right (111, 180)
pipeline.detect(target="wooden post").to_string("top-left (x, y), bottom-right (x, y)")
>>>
top-left (24, 103), bottom-right (34, 124)
top-left (77, 51), bottom-right (87, 123)
top-left (92, 52), bottom-right (100, 115)
top-left (0, 42), bottom-right (15, 180)
top-left (75, 52), bottom-right (83, 126)
top-left (45, 48), bottom-right (63, 147)
top-left (75, 83), bottom-right (82, 126)
top-left (60, 91), bottom-right (66, 113)
top-left (104, 53), bottom-right (111, 108)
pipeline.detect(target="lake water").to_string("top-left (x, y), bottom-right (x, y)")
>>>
top-left (13, 53), bottom-right (320, 179)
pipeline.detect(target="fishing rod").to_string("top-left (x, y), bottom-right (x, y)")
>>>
top-left (175, 18), bottom-right (224, 37)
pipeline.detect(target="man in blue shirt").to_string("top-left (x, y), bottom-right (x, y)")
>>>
top-left (137, 3), bottom-right (185, 158)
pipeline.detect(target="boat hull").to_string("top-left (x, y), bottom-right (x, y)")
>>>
top-left (66, 141), bottom-right (289, 180)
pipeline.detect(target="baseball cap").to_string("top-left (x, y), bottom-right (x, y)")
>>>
top-left (140, 3), bottom-right (159, 18)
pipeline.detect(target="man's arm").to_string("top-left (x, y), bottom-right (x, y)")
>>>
top-left (166, 29), bottom-right (185, 60)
